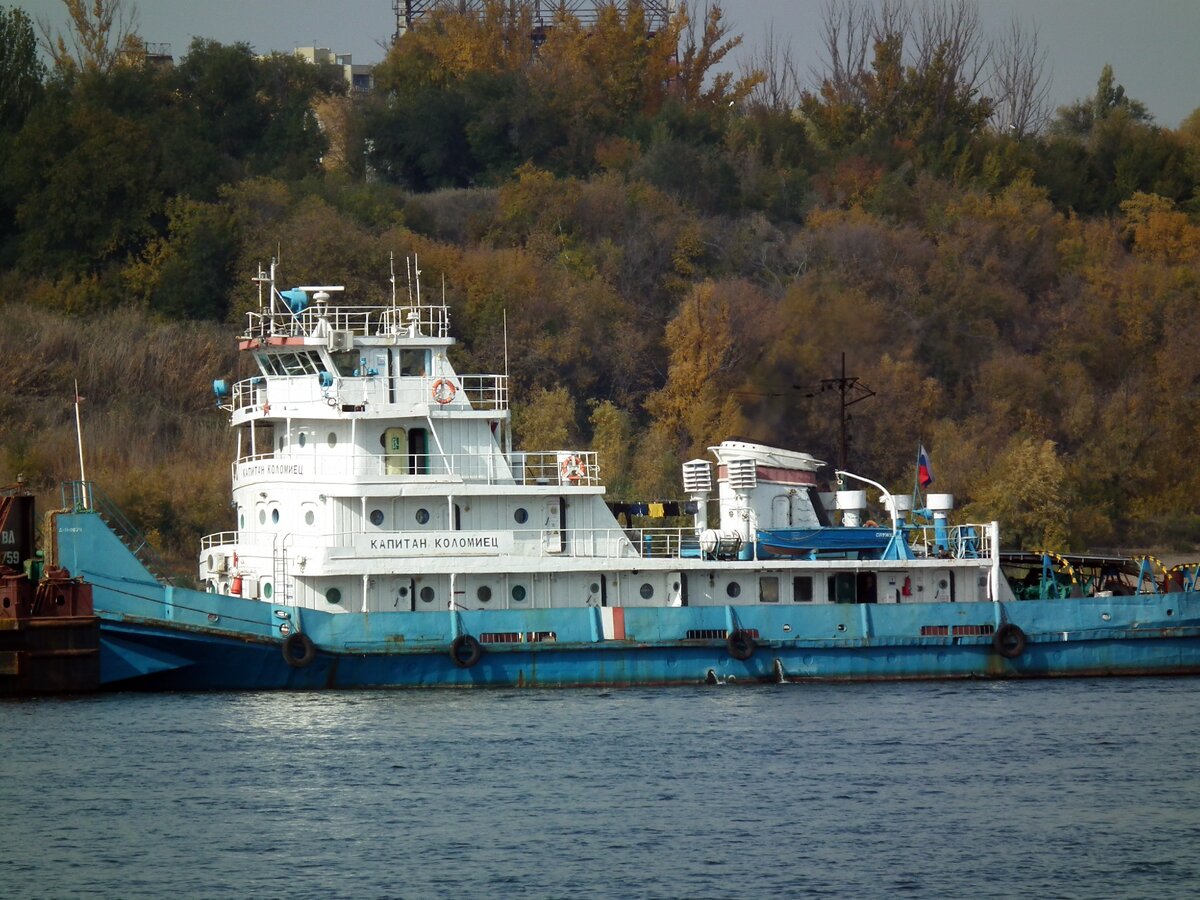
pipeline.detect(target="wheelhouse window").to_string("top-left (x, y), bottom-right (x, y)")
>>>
top-left (759, 576), bottom-right (779, 603)
top-left (793, 576), bottom-right (814, 602)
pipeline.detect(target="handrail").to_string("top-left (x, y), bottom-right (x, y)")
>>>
top-left (61, 481), bottom-right (176, 585)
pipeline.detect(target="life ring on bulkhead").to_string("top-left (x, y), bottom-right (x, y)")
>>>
top-left (431, 378), bottom-right (457, 405)
top-left (282, 632), bottom-right (317, 668)
top-left (450, 634), bottom-right (484, 668)
top-left (727, 629), bottom-right (756, 661)
top-left (993, 623), bottom-right (1027, 660)
top-left (559, 454), bottom-right (588, 483)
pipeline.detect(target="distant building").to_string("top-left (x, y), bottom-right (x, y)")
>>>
top-left (294, 47), bottom-right (374, 94)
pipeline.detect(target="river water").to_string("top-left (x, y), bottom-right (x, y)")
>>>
top-left (3, 678), bottom-right (1200, 898)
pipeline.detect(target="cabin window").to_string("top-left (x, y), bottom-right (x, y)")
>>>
top-left (415, 508), bottom-right (430, 525)
top-left (419, 586), bottom-right (435, 604)
top-left (263, 582), bottom-right (274, 600)
top-left (726, 581), bottom-right (742, 599)
top-left (258, 509), bottom-right (266, 525)
top-left (330, 350), bottom-right (360, 376)
top-left (327, 431), bottom-right (337, 448)
top-left (239, 512), bottom-right (245, 529)
top-left (793, 576), bottom-right (813, 602)
top-left (298, 432), bottom-right (307, 448)
top-left (399, 349), bottom-right (428, 376)
top-left (511, 585), bottom-right (527, 602)
top-left (831, 573), bottom-right (856, 604)
top-left (514, 508), bottom-right (529, 524)
top-left (477, 586), bottom-right (492, 603)
top-left (640, 582), bottom-right (655, 600)
top-left (271, 508), bottom-right (280, 525)
top-left (304, 510), bottom-right (315, 526)
top-left (759, 576), bottom-right (779, 603)
top-left (326, 588), bottom-right (342, 604)
top-left (369, 509), bottom-right (385, 526)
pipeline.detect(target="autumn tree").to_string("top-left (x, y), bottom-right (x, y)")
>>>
top-left (38, 0), bottom-right (141, 75)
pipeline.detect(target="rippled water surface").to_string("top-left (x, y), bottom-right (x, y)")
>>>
top-left (4, 679), bottom-right (1200, 898)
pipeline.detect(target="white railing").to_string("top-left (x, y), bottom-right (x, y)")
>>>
top-left (231, 449), bottom-right (601, 487)
top-left (229, 373), bottom-right (508, 414)
top-left (906, 523), bottom-right (995, 559)
top-left (200, 523), bottom-right (999, 564)
top-left (244, 303), bottom-right (451, 341)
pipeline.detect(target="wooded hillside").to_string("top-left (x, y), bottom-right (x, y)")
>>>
top-left (2, 1), bottom-right (1199, 567)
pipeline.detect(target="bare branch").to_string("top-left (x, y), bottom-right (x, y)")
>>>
top-left (989, 17), bottom-right (1051, 138)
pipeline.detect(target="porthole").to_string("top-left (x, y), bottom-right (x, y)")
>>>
top-left (271, 508), bottom-right (280, 525)
top-left (477, 585), bottom-right (492, 603)
top-left (726, 581), bottom-right (742, 599)
top-left (304, 510), bottom-right (315, 526)
top-left (263, 582), bottom-right (274, 600)
top-left (258, 509), bottom-right (266, 525)
top-left (590, 582), bottom-right (600, 595)
top-left (415, 508), bottom-right (430, 525)
top-left (327, 432), bottom-right (337, 448)
top-left (370, 509), bottom-right (385, 526)
top-left (206, 554), bottom-right (214, 570)
top-left (278, 436), bottom-right (284, 452)
top-left (640, 582), bottom-right (654, 600)
top-left (419, 586), bottom-right (435, 603)
top-left (298, 432), bottom-right (307, 448)
top-left (511, 585), bottom-right (527, 602)
top-left (326, 587), bottom-right (342, 604)
top-left (239, 513), bottom-right (245, 529)
top-left (939, 579), bottom-right (949, 590)
top-left (514, 508), bottom-right (529, 524)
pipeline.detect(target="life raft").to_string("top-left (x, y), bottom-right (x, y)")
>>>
top-left (559, 455), bottom-right (587, 483)
top-left (431, 378), bottom-right (457, 405)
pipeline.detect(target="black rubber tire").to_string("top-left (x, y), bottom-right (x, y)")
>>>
top-left (726, 630), bottom-right (756, 661)
top-left (993, 623), bottom-right (1027, 659)
top-left (450, 634), bottom-right (484, 668)
top-left (282, 632), bottom-right (317, 668)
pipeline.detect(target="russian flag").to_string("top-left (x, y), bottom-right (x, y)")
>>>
top-left (918, 445), bottom-right (934, 488)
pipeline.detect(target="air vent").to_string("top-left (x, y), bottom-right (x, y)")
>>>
top-left (682, 459), bottom-right (712, 493)
top-left (727, 458), bottom-right (757, 490)
top-left (329, 330), bottom-right (354, 351)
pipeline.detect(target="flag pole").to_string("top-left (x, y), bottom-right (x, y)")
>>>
top-left (74, 380), bottom-right (89, 509)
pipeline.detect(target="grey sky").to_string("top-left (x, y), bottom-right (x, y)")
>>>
top-left (14, 0), bottom-right (1200, 127)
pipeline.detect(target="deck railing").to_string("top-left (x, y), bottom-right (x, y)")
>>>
top-left (229, 372), bottom-right (508, 414)
top-left (244, 303), bottom-right (451, 341)
top-left (231, 449), bottom-right (602, 487)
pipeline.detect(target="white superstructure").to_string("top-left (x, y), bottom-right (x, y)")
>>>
top-left (200, 261), bottom-right (1012, 614)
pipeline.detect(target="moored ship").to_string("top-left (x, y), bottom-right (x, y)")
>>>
top-left (48, 261), bottom-right (1200, 688)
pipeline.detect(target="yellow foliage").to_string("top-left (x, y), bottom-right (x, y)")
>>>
top-left (1120, 192), bottom-right (1200, 264)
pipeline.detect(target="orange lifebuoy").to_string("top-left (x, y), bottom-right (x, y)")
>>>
top-left (431, 378), bottom-right (457, 405)
top-left (559, 454), bottom-right (587, 483)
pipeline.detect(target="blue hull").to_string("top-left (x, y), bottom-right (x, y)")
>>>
top-left (56, 511), bottom-right (1200, 689)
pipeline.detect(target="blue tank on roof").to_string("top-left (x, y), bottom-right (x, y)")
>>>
top-left (280, 289), bottom-right (308, 314)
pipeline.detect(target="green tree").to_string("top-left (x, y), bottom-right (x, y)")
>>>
top-left (0, 6), bottom-right (44, 131)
